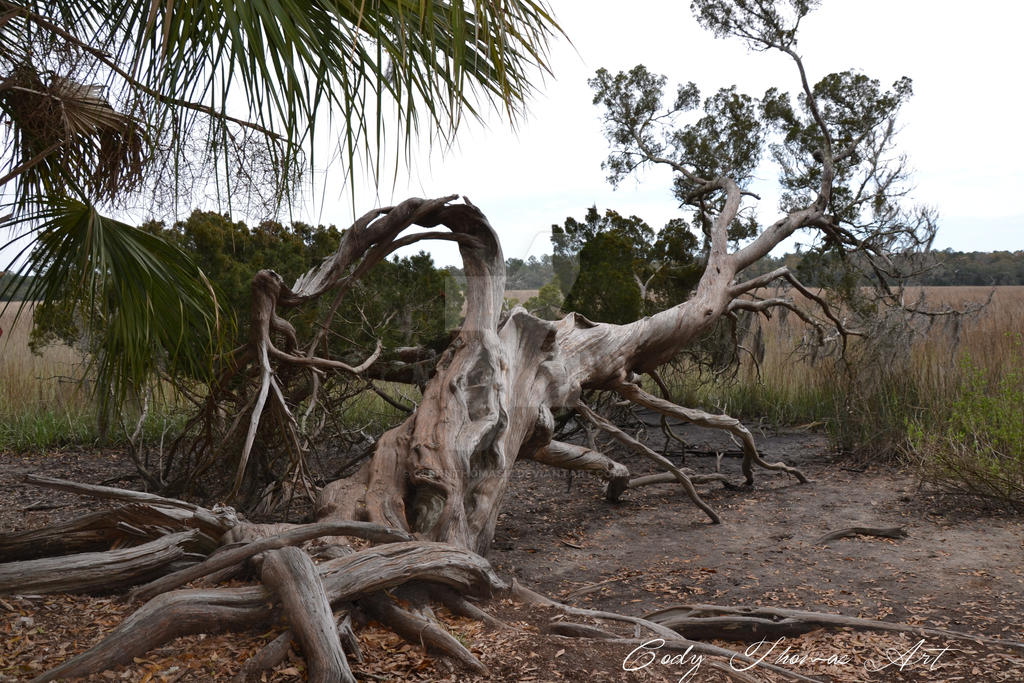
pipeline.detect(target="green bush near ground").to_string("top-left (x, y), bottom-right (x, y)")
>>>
top-left (909, 337), bottom-right (1024, 511)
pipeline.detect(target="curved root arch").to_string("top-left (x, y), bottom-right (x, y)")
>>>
top-left (163, 195), bottom-right (810, 547)
top-left (14, 194), bottom-right (1016, 682)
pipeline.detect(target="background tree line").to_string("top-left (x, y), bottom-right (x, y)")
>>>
top-left (8, 236), bottom-right (1021, 318)
top-left (447, 223), bottom-right (1024, 329)
top-left (744, 249), bottom-right (1024, 287)
top-left (11, 212), bottom-right (463, 368)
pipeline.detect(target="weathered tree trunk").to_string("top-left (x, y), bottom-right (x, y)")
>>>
top-left (4, 196), bottom-right (823, 680)
top-left (309, 194), bottom-right (808, 555)
top-left (7, 194), bottom-right (1020, 680)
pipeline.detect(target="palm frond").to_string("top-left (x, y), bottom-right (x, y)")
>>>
top-left (2, 196), bottom-right (227, 416)
top-left (3, 0), bottom-right (560, 202)
top-left (0, 0), bottom-right (559, 420)
top-left (0, 61), bottom-right (147, 202)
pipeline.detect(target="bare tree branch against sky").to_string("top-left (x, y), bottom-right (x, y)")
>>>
top-left (334, 0), bottom-right (1024, 265)
top-left (3, 1), bottom-right (1020, 270)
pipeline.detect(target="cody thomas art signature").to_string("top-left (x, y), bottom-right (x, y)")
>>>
top-left (622, 636), bottom-right (958, 681)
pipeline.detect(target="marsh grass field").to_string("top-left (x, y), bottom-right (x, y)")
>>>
top-left (675, 286), bottom-right (1024, 424)
top-left (663, 285), bottom-right (1024, 510)
top-left (1, 289), bottom-right (1023, 682)
top-left (0, 303), bottom-right (98, 449)
top-left (2, 287), bottom-right (1023, 509)
top-left (0, 302), bottom-right (412, 452)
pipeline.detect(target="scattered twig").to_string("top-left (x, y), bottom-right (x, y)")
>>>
top-left (814, 526), bottom-right (908, 545)
top-left (645, 604), bottom-right (1024, 651)
top-left (563, 576), bottom-right (628, 600)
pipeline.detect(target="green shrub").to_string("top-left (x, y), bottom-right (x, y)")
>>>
top-left (910, 336), bottom-right (1024, 511)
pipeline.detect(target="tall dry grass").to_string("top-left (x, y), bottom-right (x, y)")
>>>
top-left (0, 303), bottom-right (98, 450)
top-left (675, 288), bottom-right (1019, 417)
top-left (663, 285), bottom-right (1024, 509)
top-left (666, 286), bottom-right (1023, 433)
top-left (0, 303), bottom-right (417, 454)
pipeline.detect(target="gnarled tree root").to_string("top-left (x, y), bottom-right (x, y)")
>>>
top-left (575, 399), bottom-right (723, 523)
top-left (511, 580), bottom-right (821, 682)
top-left (814, 526), bottom-right (908, 545)
top-left (629, 471), bottom-right (735, 489)
top-left (616, 382), bottom-right (809, 485)
top-left (516, 584), bottom-right (1024, 679)
top-left (33, 585), bottom-right (276, 682)
top-left (131, 519), bottom-right (413, 602)
top-left (232, 629), bottom-right (294, 683)
top-left (528, 440), bottom-right (631, 501)
top-left (22, 474), bottom-right (239, 533)
top-left (0, 503), bottom-right (219, 561)
top-left (430, 584), bottom-right (512, 630)
top-left (262, 546), bottom-right (355, 683)
top-left (230, 614), bottom-right (363, 683)
top-left (0, 529), bottom-right (213, 595)
top-left (645, 604), bottom-right (1024, 650)
top-left (33, 540), bottom-right (506, 681)
top-left (360, 592), bottom-right (488, 675)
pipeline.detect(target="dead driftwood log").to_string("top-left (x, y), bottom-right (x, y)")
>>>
top-left (644, 604), bottom-right (1024, 650)
top-left (1, 192), bottom-right (1020, 681)
top-left (814, 526), bottom-right (909, 545)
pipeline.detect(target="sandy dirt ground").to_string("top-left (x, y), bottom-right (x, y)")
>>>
top-left (2, 415), bottom-right (1022, 681)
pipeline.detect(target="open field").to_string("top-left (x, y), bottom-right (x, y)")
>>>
top-left (0, 304), bottom-right (96, 449)
top-left (503, 289), bottom-right (540, 306)
top-left (669, 286), bottom-right (1024, 430)
top-left (3, 287), bottom-right (1022, 462)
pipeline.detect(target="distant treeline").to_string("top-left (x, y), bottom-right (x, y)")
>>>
top-left (744, 249), bottom-right (1024, 287)
top-left (448, 255), bottom-right (554, 289)
top-left (6, 249), bottom-right (1022, 304)
top-left (447, 249), bottom-right (1024, 291)
top-left (0, 271), bottom-right (35, 301)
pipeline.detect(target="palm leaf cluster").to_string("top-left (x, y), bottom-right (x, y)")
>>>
top-left (0, 0), bottom-right (558, 413)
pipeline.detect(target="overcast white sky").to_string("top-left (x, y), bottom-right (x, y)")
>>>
top-left (4, 2), bottom-right (1019, 273)
top-left (315, 0), bottom-right (1024, 267)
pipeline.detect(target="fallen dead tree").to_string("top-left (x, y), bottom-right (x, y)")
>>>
top-left (2, 1), bottom-right (1010, 679)
top-left (4, 473), bottom-right (1023, 681)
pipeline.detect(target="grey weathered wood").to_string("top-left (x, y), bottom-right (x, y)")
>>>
top-left (430, 584), bottom-right (509, 630)
top-left (232, 630), bottom-right (293, 683)
top-left (616, 383), bottom-right (808, 485)
top-left (0, 504), bottom-right (181, 561)
top-left (336, 612), bottom-right (363, 662)
top-left (814, 526), bottom-right (908, 545)
top-left (0, 530), bottom-right (206, 595)
top-left (317, 541), bottom-right (507, 601)
top-left (22, 474), bottom-right (237, 533)
top-left (629, 471), bottom-right (733, 487)
top-left (360, 592), bottom-right (487, 675)
top-left (575, 400), bottom-right (723, 524)
top-left (298, 197), bottom-right (812, 553)
top-left (529, 440), bottom-right (630, 501)
top-left (36, 540), bottom-right (505, 681)
top-left (0, 503), bottom-right (226, 562)
top-left (262, 547), bottom-right (354, 683)
top-left (511, 581), bottom-right (821, 683)
top-left (32, 585), bottom-right (276, 683)
top-left (131, 519), bottom-right (413, 602)
top-left (645, 604), bottom-right (1024, 650)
